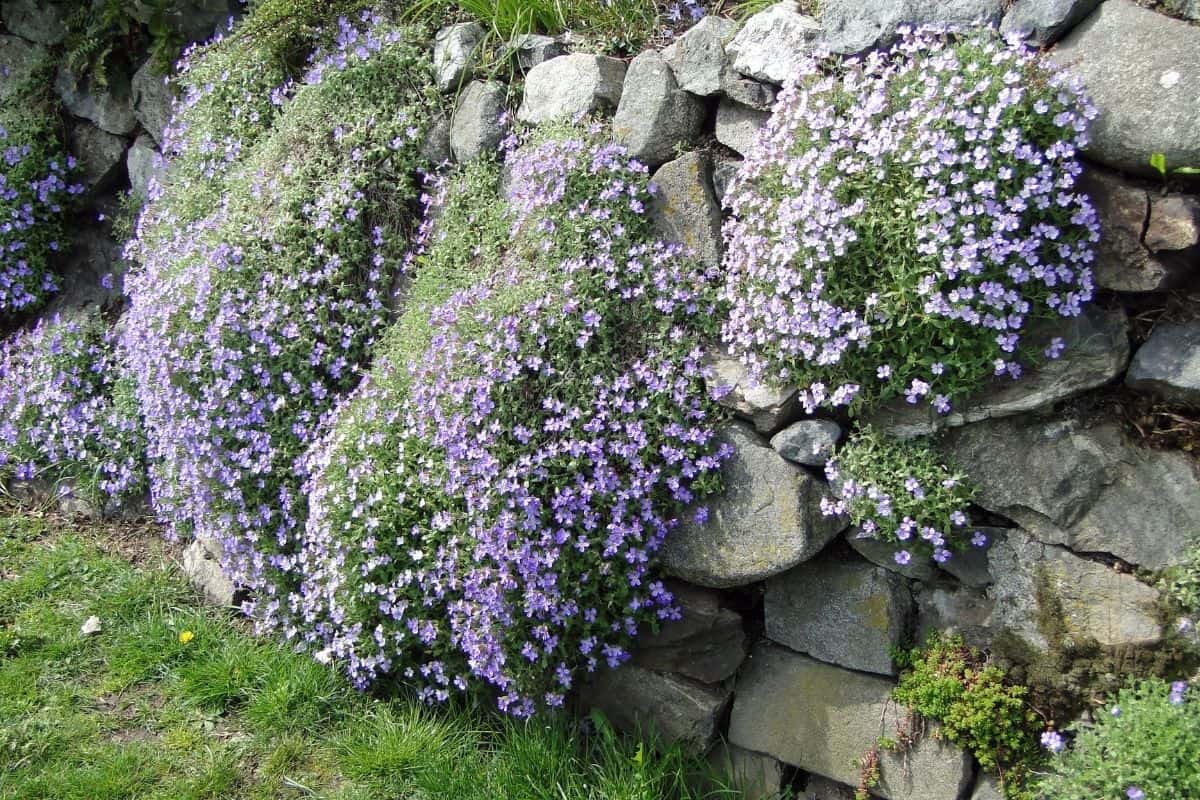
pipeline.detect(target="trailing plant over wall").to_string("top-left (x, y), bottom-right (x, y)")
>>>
top-left (293, 126), bottom-right (728, 716)
top-left (0, 310), bottom-right (146, 505)
top-left (822, 426), bottom-right (982, 567)
top-left (719, 28), bottom-right (1100, 417)
top-left (122, 10), bottom-right (439, 614)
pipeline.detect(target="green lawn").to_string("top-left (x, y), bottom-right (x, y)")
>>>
top-left (0, 508), bottom-right (736, 800)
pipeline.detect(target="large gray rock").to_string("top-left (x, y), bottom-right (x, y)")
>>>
top-left (869, 304), bottom-right (1129, 439)
top-left (707, 348), bottom-right (800, 434)
top-left (770, 419), bottom-right (840, 466)
top-left (726, 3), bottom-right (821, 86)
top-left (708, 743), bottom-right (786, 800)
top-left (2, 0), bottom-right (67, 45)
top-left (613, 51), bottom-right (704, 167)
top-left (68, 122), bottom-right (128, 192)
top-left (44, 217), bottom-right (126, 317)
top-left (1051, 1), bottom-right (1200, 177)
top-left (730, 645), bottom-right (975, 800)
top-left (766, 551), bottom-right (913, 675)
top-left (1080, 169), bottom-right (1199, 293)
top-left (56, 66), bottom-right (138, 136)
top-left (1000, 0), bottom-right (1102, 46)
top-left (936, 529), bottom-right (1003, 588)
top-left (450, 80), bottom-right (506, 163)
top-left (127, 133), bottom-right (164, 203)
top-left (433, 22), bottom-right (485, 93)
top-left (131, 61), bottom-right (173, 146)
top-left (650, 152), bottom-right (724, 267)
top-left (941, 416), bottom-right (1200, 571)
top-left (517, 54), bottom-right (626, 124)
top-left (129, 0), bottom-right (238, 43)
top-left (633, 581), bottom-right (747, 683)
top-left (715, 98), bottom-right (770, 158)
top-left (0, 35), bottom-right (46, 100)
top-left (845, 530), bottom-right (938, 582)
top-left (182, 536), bottom-right (239, 607)
top-left (579, 665), bottom-right (729, 752)
top-left (667, 16), bottom-right (738, 96)
top-left (1126, 322), bottom-right (1200, 405)
top-left (986, 529), bottom-right (1162, 650)
top-left (820, 0), bottom-right (1003, 54)
top-left (660, 422), bottom-right (845, 588)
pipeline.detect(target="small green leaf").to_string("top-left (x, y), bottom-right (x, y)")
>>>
top-left (1150, 152), bottom-right (1168, 177)
top-left (1174, 166), bottom-right (1200, 175)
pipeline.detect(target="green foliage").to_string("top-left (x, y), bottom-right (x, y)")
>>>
top-left (62, 0), bottom-right (182, 87)
top-left (892, 633), bottom-right (1043, 798)
top-left (1161, 545), bottom-right (1200, 624)
top-left (1150, 152), bottom-right (1200, 180)
top-left (1038, 679), bottom-right (1200, 800)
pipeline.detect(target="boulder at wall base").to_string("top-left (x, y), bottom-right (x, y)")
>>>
top-left (612, 51), bottom-right (704, 168)
top-left (724, 2), bottom-right (821, 85)
top-left (819, 0), bottom-right (1003, 55)
top-left (1051, 0), bottom-right (1200, 177)
top-left (181, 536), bottom-right (240, 607)
top-left (659, 422), bottom-right (846, 589)
top-left (631, 580), bottom-right (747, 684)
top-left (868, 304), bottom-right (1129, 439)
top-left (939, 414), bottom-right (1200, 571)
top-left (985, 529), bottom-right (1162, 651)
top-left (516, 54), bottom-right (626, 124)
top-left (729, 644), bottom-right (975, 800)
top-left (714, 98), bottom-right (770, 158)
top-left (578, 664), bottom-right (730, 753)
top-left (1126, 322), bottom-right (1200, 406)
top-left (1080, 168), bottom-right (1199, 293)
top-left (649, 152), bottom-right (724, 268)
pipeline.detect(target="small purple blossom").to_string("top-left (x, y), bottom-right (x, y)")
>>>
top-left (1041, 730), bottom-right (1065, 754)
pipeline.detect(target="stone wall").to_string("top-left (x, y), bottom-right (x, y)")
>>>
top-left (4, 2), bottom-right (1199, 799)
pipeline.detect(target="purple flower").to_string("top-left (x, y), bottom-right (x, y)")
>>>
top-left (894, 549), bottom-right (912, 566)
top-left (1041, 730), bottom-right (1065, 753)
top-left (1127, 788), bottom-right (1145, 800)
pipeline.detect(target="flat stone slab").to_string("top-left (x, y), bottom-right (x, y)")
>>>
top-left (1000, 0), bottom-right (1102, 45)
top-left (580, 664), bottom-right (730, 752)
top-left (820, 0), bottom-right (1002, 54)
top-left (730, 645), bottom-right (975, 800)
top-left (632, 581), bottom-right (747, 684)
top-left (1126, 322), bottom-right (1200, 406)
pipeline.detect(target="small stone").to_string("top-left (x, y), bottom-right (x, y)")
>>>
top-left (56, 66), bottom-right (138, 136)
top-left (649, 152), bottom-right (724, 267)
top-left (729, 645), bottom-right (975, 800)
top-left (80, 616), bottom-right (103, 636)
top-left (579, 665), bottom-right (730, 752)
top-left (1051, 1), bottom-right (1200, 177)
top-left (914, 585), bottom-right (996, 650)
top-left (660, 422), bottom-right (846, 589)
top-left (1126, 322), bottom-right (1200, 406)
top-left (182, 536), bottom-right (239, 607)
top-left (517, 53), bottom-right (627, 124)
top-left (820, 0), bottom-right (1003, 54)
top-left (1145, 193), bottom-right (1200, 253)
top-left (513, 33), bottom-right (564, 70)
top-left (766, 550), bottom-right (913, 675)
top-left (706, 348), bottom-right (800, 434)
top-left (633, 581), bottom-right (747, 683)
top-left (715, 98), bottom-right (770, 158)
top-left (2, 0), bottom-right (67, 46)
top-left (433, 22), bottom-right (485, 93)
top-left (868, 304), bottom-right (1129, 439)
top-left (128, 134), bottom-right (164, 203)
top-left (44, 223), bottom-right (125, 317)
top-left (709, 743), bottom-right (786, 800)
top-left (725, 3), bottom-right (822, 85)
top-left (1000, 0), bottom-right (1102, 46)
top-left (0, 35), bottom-right (47, 101)
top-left (131, 60), bottom-right (173, 146)
top-left (719, 73), bottom-right (777, 112)
top-left (770, 419), bottom-right (840, 467)
top-left (844, 530), bottom-right (938, 582)
top-left (450, 80), bottom-right (506, 163)
top-left (613, 51), bottom-right (704, 168)
top-left (68, 123), bottom-right (129, 192)
top-left (667, 16), bottom-right (738, 96)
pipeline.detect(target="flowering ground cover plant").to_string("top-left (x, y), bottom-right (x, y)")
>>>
top-left (1038, 679), bottom-right (1200, 799)
top-left (294, 127), bottom-right (729, 716)
top-left (122, 10), bottom-right (439, 615)
top-left (720, 28), bottom-right (1100, 416)
top-left (0, 104), bottom-right (82, 323)
top-left (822, 426), bottom-right (981, 566)
top-left (0, 310), bottom-right (145, 504)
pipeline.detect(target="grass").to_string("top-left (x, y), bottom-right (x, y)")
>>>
top-left (0, 508), bottom-right (738, 800)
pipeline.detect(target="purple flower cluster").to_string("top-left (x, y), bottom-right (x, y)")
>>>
top-left (821, 426), bottom-right (979, 566)
top-left (122, 14), bottom-right (437, 608)
top-left (0, 310), bottom-right (146, 502)
top-left (720, 28), bottom-right (1100, 415)
top-left (0, 116), bottom-right (83, 317)
top-left (293, 131), bottom-right (727, 716)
